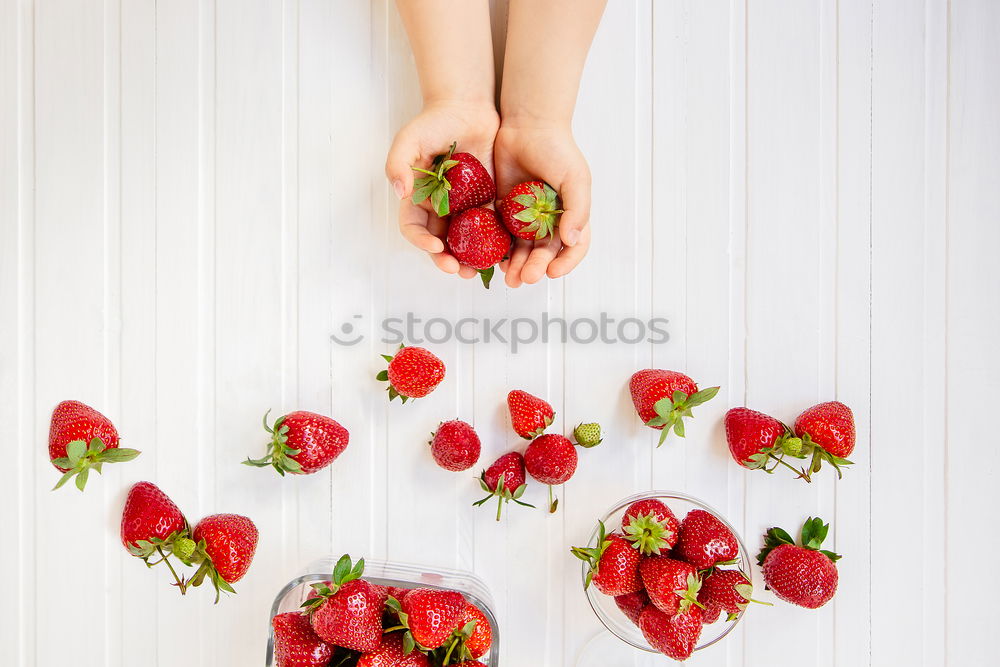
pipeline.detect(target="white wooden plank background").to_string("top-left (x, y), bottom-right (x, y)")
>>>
top-left (1, 0), bottom-right (998, 665)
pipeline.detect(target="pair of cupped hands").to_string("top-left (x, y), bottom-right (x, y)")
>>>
top-left (385, 101), bottom-right (592, 288)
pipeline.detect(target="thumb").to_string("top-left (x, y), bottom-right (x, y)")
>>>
top-left (557, 171), bottom-right (592, 247)
top-left (385, 131), bottom-right (420, 200)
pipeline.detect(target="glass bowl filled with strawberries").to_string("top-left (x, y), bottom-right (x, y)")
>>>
top-left (572, 491), bottom-right (754, 662)
top-left (266, 554), bottom-right (499, 667)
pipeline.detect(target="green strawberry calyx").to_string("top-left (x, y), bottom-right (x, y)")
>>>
top-left (477, 266), bottom-right (495, 289)
top-left (472, 470), bottom-right (534, 522)
top-left (573, 422), bottom-right (603, 448)
top-left (51, 436), bottom-right (141, 492)
top-left (411, 142), bottom-right (460, 217)
top-left (756, 517), bottom-right (842, 568)
top-left (569, 521), bottom-right (611, 589)
top-left (242, 410), bottom-right (303, 476)
top-left (127, 525), bottom-right (196, 595)
top-left (376, 344), bottom-right (414, 404)
top-left (745, 428), bottom-right (853, 483)
top-left (302, 554), bottom-right (366, 613)
top-left (383, 598), bottom-right (432, 656)
top-left (436, 619), bottom-right (480, 665)
top-left (509, 182), bottom-right (563, 240)
top-left (622, 512), bottom-right (673, 556)
top-left (674, 573), bottom-right (706, 614)
top-left (646, 386), bottom-right (720, 446)
top-left (184, 537), bottom-right (239, 604)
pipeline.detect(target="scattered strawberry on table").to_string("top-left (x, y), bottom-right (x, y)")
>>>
top-left (275, 554), bottom-right (495, 667)
top-left (446, 207), bottom-right (511, 288)
top-left (244, 409), bottom-right (349, 476)
top-left (757, 517), bottom-right (840, 609)
top-left (724, 401), bottom-right (855, 481)
top-left (473, 452), bottom-right (535, 521)
top-left (429, 420), bottom-right (481, 472)
top-left (189, 513), bottom-right (259, 603)
top-left (377, 345), bottom-right (446, 403)
top-left (629, 370), bottom-right (719, 446)
top-left (48, 400), bottom-right (140, 491)
top-left (507, 390), bottom-right (554, 439)
top-left (411, 142), bottom-right (495, 218)
top-left (497, 181), bottom-right (563, 241)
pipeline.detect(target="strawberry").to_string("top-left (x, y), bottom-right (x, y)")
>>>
top-left (189, 513), bottom-right (259, 602)
top-left (498, 181), bottom-right (562, 240)
top-left (758, 517), bottom-right (840, 609)
top-left (628, 370), bottom-right (719, 445)
top-left (473, 452), bottom-right (534, 521)
top-left (639, 556), bottom-right (703, 616)
top-left (454, 663), bottom-right (486, 667)
top-left (674, 509), bottom-right (739, 570)
top-left (698, 569), bottom-right (770, 623)
top-left (639, 603), bottom-right (704, 661)
top-left (357, 632), bottom-right (431, 667)
top-left (571, 522), bottom-right (643, 596)
top-left (524, 434), bottom-right (577, 513)
top-left (305, 555), bottom-right (387, 652)
top-left (377, 345), bottom-right (446, 402)
top-left (389, 587), bottom-right (466, 651)
top-left (120, 481), bottom-right (194, 591)
top-left (438, 601), bottom-right (492, 662)
top-left (446, 207), bottom-right (511, 288)
top-left (572, 422), bottom-right (603, 448)
top-left (614, 590), bottom-right (650, 626)
top-left (49, 400), bottom-right (140, 491)
top-left (244, 410), bottom-right (349, 476)
top-left (723, 406), bottom-right (819, 481)
top-left (793, 401), bottom-right (856, 478)
top-left (620, 498), bottom-right (679, 555)
top-left (429, 420), bottom-right (481, 472)
top-left (272, 612), bottom-right (334, 667)
top-left (507, 390), bottom-right (555, 439)
top-left (411, 143), bottom-right (495, 217)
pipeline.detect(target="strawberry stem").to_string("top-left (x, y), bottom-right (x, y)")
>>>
top-left (157, 547), bottom-right (188, 594)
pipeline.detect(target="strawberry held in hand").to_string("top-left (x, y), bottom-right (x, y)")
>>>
top-left (639, 603), bottom-right (704, 661)
top-left (188, 513), bottom-right (259, 602)
top-left (49, 400), bottom-right (140, 491)
top-left (473, 452), bottom-right (534, 521)
top-left (794, 401), bottom-right (856, 478)
top-left (305, 555), bottom-right (388, 653)
top-left (675, 509), bottom-right (739, 570)
top-left (524, 433), bottom-right (578, 513)
top-left (629, 369), bottom-right (719, 446)
top-left (272, 612), bottom-right (334, 667)
top-left (411, 142), bottom-right (495, 217)
top-left (507, 389), bottom-right (554, 439)
top-left (378, 345), bottom-right (446, 402)
top-left (498, 181), bottom-right (563, 240)
top-left (244, 410), bottom-right (349, 476)
top-left (621, 498), bottom-right (679, 555)
top-left (571, 521), bottom-right (643, 596)
top-left (446, 207), bottom-right (511, 288)
top-left (429, 419), bottom-right (481, 472)
top-left (758, 517), bottom-right (840, 609)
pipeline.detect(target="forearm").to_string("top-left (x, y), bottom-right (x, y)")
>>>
top-left (500, 0), bottom-right (607, 126)
top-left (396, 0), bottom-right (496, 107)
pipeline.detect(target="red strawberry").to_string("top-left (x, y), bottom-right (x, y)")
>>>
top-left (120, 481), bottom-right (194, 591)
top-left (190, 513), bottom-right (259, 602)
top-left (244, 410), bottom-right (349, 476)
top-left (49, 400), bottom-right (140, 491)
top-left (411, 143), bottom-right (495, 217)
top-left (571, 522), bottom-right (643, 596)
top-left (455, 663), bottom-right (486, 667)
top-left (393, 587), bottom-right (466, 650)
top-left (507, 390), bottom-right (555, 439)
top-left (628, 370), bottom-right (719, 445)
top-left (272, 612), bottom-right (334, 667)
top-left (758, 517), bottom-right (840, 609)
top-left (639, 556), bottom-right (702, 616)
top-left (446, 207), bottom-right (511, 288)
top-left (674, 509), bottom-right (739, 570)
top-left (614, 590), bottom-right (650, 626)
top-left (306, 556), bottom-right (387, 652)
top-left (698, 569), bottom-right (769, 623)
top-left (378, 345), bottom-right (446, 402)
top-left (621, 498), bottom-right (680, 555)
top-left (442, 601), bottom-right (493, 660)
top-left (639, 603), bottom-right (704, 661)
top-left (473, 452), bottom-right (534, 521)
top-left (357, 632), bottom-right (430, 667)
top-left (524, 434), bottom-right (578, 513)
top-left (498, 181), bottom-right (562, 240)
top-left (429, 420), bottom-right (481, 472)
top-left (793, 401), bottom-right (856, 478)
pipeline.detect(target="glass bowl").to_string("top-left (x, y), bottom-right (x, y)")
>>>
top-left (266, 556), bottom-right (500, 666)
top-left (581, 490), bottom-right (751, 655)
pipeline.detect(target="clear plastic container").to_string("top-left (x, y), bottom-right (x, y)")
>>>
top-left (580, 490), bottom-right (752, 659)
top-left (266, 556), bottom-right (500, 666)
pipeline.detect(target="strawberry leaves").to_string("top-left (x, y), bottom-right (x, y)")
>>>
top-left (757, 517), bottom-right (841, 567)
top-left (570, 520), bottom-right (611, 589)
top-left (510, 182), bottom-right (563, 240)
top-left (411, 142), bottom-right (461, 217)
top-left (302, 554), bottom-right (367, 614)
top-left (645, 386), bottom-right (720, 446)
top-left (51, 436), bottom-right (141, 491)
top-left (473, 471), bottom-right (534, 522)
top-left (242, 410), bottom-right (304, 476)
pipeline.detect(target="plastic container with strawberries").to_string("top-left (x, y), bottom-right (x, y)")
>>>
top-left (267, 555), bottom-right (499, 666)
top-left (574, 491), bottom-right (754, 664)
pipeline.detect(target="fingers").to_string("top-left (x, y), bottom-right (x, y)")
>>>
top-left (556, 168), bottom-right (592, 248)
top-left (519, 235), bottom-right (563, 285)
top-left (503, 240), bottom-right (534, 288)
top-left (398, 201), bottom-right (445, 254)
top-left (547, 224), bottom-right (591, 278)
top-left (385, 130), bottom-right (420, 200)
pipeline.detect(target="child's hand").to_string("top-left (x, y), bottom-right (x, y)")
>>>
top-left (385, 102), bottom-right (500, 278)
top-left (494, 122), bottom-right (592, 287)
